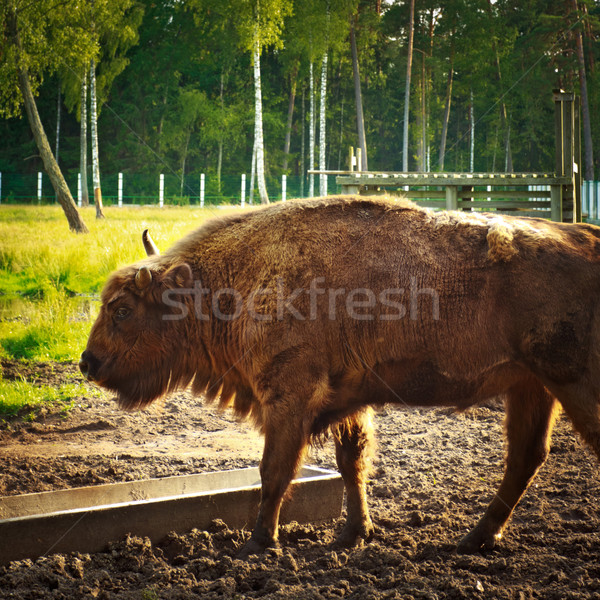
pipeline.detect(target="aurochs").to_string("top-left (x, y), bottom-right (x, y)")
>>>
top-left (81, 195), bottom-right (600, 556)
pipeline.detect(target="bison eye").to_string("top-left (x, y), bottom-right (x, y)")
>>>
top-left (114, 306), bottom-right (131, 321)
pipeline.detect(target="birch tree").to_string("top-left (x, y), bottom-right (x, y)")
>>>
top-left (80, 71), bottom-right (90, 207)
top-left (309, 60), bottom-right (315, 197)
top-left (319, 51), bottom-right (328, 196)
top-left (233, 0), bottom-right (292, 205)
top-left (402, 0), bottom-right (415, 172)
top-left (0, 1), bottom-right (90, 232)
top-left (89, 60), bottom-right (105, 218)
top-left (252, 26), bottom-right (269, 204)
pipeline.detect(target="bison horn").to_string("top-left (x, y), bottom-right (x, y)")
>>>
top-left (142, 229), bottom-right (160, 256)
top-left (135, 266), bottom-right (153, 289)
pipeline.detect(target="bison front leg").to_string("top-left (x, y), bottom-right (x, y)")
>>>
top-left (333, 408), bottom-right (375, 546)
top-left (240, 413), bottom-right (308, 557)
top-left (457, 377), bottom-right (558, 553)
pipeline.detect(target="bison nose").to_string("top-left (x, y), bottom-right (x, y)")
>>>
top-left (79, 350), bottom-right (96, 381)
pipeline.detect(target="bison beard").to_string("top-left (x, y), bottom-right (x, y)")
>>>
top-left (81, 195), bottom-right (600, 557)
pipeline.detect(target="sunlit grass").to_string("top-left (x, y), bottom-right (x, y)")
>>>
top-left (0, 378), bottom-right (92, 419)
top-left (0, 203), bottom-right (237, 416)
top-left (0, 204), bottom-right (231, 298)
top-left (0, 204), bottom-right (237, 362)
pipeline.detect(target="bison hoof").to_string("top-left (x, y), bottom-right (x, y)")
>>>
top-left (456, 528), bottom-right (501, 554)
top-left (238, 538), bottom-right (279, 559)
top-left (333, 521), bottom-right (374, 548)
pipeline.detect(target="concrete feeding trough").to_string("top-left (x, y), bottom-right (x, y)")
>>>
top-left (0, 466), bottom-right (343, 565)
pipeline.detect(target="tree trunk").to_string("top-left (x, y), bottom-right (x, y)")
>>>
top-left (249, 137), bottom-right (257, 205)
top-left (309, 61), bottom-right (315, 197)
top-left (283, 62), bottom-right (298, 173)
top-left (337, 96), bottom-right (344, 170)
top-left (438, 46), bottom-right (454, 171)
top-left (80, 70), bottom-right (90, 207)
top-left (157, 84), bottom-right (169, 155)
top-left (470, 90), bottom-right (475, 173)
top-left (487, 0), bottom-right (512, 173)
top-left (90, 60), bottom-right (105, 218)
top-left (300, 86), bottom-right (306, 198)
top-left (402, 0), bottom-right (415, 172)
top-left (217, 71), bottom-right (225, 195)
top-left (253, 32), bottom-right (269, 204)
top-left (55, 85), bottom-right (61, 165)
top-left (8, 11), bottom-right (87, 233)
top-left (180, 130), bottom-right (190, 197)
top-left (319, 52), bottom-right (328, 196)
top-left (417, 52), bottom-right (426, 172)
top-left (350, 25), bottom-right (368, 170)
top-left (573, 0), bottom-right (594, 180)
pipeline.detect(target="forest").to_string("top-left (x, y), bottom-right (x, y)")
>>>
top-left (0, 0), bottom-right (599, 211)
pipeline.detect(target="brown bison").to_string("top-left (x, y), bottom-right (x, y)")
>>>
top-left (80, 195), bottom-right (600, 556)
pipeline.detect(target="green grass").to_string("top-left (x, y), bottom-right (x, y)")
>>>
top-left (0, 378), bottom-right (90, 419)
top-left (0, 203), bottom-right (236, 415)
top-left (0, 204), bottom-right (227, 299)
top-left (0, 204), bottom-right (232, 361)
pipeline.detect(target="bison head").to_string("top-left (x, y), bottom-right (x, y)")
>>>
top-left (79, 232), bottom-right (196, 410)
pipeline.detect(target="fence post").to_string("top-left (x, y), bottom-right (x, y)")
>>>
top-left (241, 174), bottom-right (246, 207)
top-left (77, 173), bottom-right (82, 207)
top-left (445, 185), bottom-right (458, 210)
top-left (118, 173), bottom-right (123, 207)
top-left (200, 173), bottom-right (205, 208)
top-left (551, 185), bottom-right (563, 222)
top-left (37, 172), bottom-right (42, 203)
top-left (159, 174), bottom-right (164, 207)
top-left (282, 174), bottom-right (287, 202)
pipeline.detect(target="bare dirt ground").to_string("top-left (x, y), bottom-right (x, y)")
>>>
top-left (1, 360), bottom-right (600, 599)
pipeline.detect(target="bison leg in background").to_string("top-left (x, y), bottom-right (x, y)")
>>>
top-left (548, 380), bottom-right (600, 460)
top-left (240, 409), bottom-right (309, 557)
top-left (333, 408), bottom-right (375, 546)
top-left (457, 377), bottom-right (558, 553)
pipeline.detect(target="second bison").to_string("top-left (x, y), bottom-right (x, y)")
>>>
top-left (80, 195), bottom-right (600, 555)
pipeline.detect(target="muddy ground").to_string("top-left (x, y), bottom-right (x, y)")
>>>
top-left (1, 360), bottom-right (600, 599)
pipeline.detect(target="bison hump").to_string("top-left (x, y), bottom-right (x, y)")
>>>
top-left (487, 218), bottom-right (518, 262)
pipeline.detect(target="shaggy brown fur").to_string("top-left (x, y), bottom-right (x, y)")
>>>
top-left (80, 195), bottom-right (600, 555)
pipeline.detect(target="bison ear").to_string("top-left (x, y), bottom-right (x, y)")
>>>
top-left (135, 266), bottom-right (153, 290)
top-left (162, 263), bottom-right (193, 289)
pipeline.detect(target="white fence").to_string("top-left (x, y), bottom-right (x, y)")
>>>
top-left (583, 180), bottom-right (600, 222)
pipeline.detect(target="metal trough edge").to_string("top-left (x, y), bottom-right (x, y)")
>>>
top-left (0, 466), bottom-right (344, 565)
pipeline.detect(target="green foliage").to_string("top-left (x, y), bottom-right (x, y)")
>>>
top-left (2, 0), bottom-right (600, 181)
top-left (0, 377), bottom-right (91, 418)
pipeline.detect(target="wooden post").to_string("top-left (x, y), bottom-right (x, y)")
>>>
top-left (356, 147), bottom-right (362, 173)
top-left (551, 185), bottom-right (562, 222)
top-left (445, 185), bottom-right (458, 210)
top-left (553, 90), bottom-right (578, 222)
top-left (574, 96), bottom-right (582, 222)
top-left (37, 172), bottom-right (42, 203)
top-left (77, 173), bottom-right (82, 207)
top-left (349, 147), bottom-right (355, 172)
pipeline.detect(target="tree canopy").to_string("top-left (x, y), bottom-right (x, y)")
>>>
top-left (1, 0), bottom-right (599, 197)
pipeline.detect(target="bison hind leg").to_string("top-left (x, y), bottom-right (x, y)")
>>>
top-left (457, 377), bottom-right (558, 553)
top-left (332, 407), bottom-right (376, 547)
